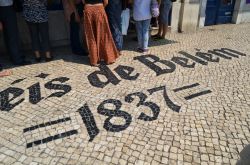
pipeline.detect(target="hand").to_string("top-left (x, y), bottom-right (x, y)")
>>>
top-left (75, 13), bottom-right (81, 23)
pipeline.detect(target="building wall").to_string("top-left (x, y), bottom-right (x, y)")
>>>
top-left (179, 0), bottom-right (200, 33)
top-left (197, 0), bottom-right (250, 28)
top-left (233, 0), bottom-right (250, 24)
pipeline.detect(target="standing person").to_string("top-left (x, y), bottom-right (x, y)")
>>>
top-left (23, 0), bottom-right (52, 62)
top-left (0, 0), bottom-right (30, 66)
top-left (82, 0), bottom-right (119, 66)
top-left (62, 0), bottom-right (88, 56)
top-left (0, 21), bottom-right (11, 77)
top-left (106, 0), bottom-right (123, 53)
top-left (153, 0), bottom-right (172, 40)
top-left (132, 0), bottom-right (152, 53)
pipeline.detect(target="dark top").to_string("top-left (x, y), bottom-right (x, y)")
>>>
top-left (85, 0), bottom-right (103, 4)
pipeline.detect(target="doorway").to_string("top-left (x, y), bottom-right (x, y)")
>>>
top-left (205, 0), bottom-right (236, 26)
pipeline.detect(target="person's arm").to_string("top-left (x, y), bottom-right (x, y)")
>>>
top-left (69, 0), bottom-right (80, 22)
top-left (103, 0), bottom-right (108, 7)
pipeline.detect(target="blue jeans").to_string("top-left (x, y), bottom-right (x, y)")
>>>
top-left (106, 0), bottom-right (123, 51)
top-left (135, 19), bottom-right (151, 49)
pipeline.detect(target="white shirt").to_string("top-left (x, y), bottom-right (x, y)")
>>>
top-left (133, 0), bottom-right (152, 21)
top-left (0, 0), bottom-right (13, 7)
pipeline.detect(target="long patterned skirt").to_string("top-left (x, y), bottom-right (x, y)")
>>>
top-left (84, 5), bottom-right (119, 66)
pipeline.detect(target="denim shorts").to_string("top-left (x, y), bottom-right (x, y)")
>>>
top-left (159, 3), bottom-right (172, 25)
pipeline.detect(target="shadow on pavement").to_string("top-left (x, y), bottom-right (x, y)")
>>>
top-left (0, 31), bottom-right (178, 70)
top-left (237, 144), bottom-right (250, 165)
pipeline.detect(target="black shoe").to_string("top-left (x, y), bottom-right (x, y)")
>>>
top-left (45, 56), bottom-right (54, 62)
top-left (73, 50), bottom-right (88, 56)
top-left (14, 60), bottom-right (32, 66)
top-left (35, 57), bottom-right (42, 63)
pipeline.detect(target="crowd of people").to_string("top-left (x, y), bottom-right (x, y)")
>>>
top-left (0, 0), bottom-right (173, 76)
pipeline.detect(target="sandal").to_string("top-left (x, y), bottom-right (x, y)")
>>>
top-left (152, 34), bottom-right (161, 38)
top-left (153, 36), bottom-right (165, 41)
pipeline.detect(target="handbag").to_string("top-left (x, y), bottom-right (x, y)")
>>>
top-left (151, 0), bottom-right (159, 18)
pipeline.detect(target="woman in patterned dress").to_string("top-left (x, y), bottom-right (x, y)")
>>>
top-left (23, 0), bottom-right (52, 62)
top-left (82, 0), bottom-right (119, 66)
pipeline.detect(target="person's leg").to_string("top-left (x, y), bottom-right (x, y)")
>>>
top-left (157, 23), bottom-right (163, 36)
top-left (27, 22), bottom-right (41, 61)
top-left (39, 22), bottom-right (52, 61)
top-left (135, 21), bottom-right (143, 50)
top-left (1, 6), bottom-right (25, 64)
top-left (162, 24), bottom-right (168, 39)
top-left (142, 19), bottom-right (151, 50)
top-left (161, 4), bottom-right (172, 38)
top-left (106, 0), bottom-right (123, 51)
top-left (70, 12), bottom-right (85, 55)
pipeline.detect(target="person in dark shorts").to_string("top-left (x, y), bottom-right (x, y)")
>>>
top-left (153, 0), bottom-right (172, 40)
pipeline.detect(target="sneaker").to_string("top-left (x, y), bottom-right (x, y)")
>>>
top-left (142, 49), bottom-right (149, 53)
top-left (136, 47), bottom-right (144, 53)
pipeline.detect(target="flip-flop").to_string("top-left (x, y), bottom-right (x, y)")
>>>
top-left (0, 70), bottom-right (12, 77)
top-left (152, 34), bottom-right (161, 39)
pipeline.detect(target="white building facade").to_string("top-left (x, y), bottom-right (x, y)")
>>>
top-left (171, 0), bottom-right (250, 33)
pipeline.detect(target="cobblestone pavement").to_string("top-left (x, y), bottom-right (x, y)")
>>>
top-left (0, 23), bottom-right (250, 165)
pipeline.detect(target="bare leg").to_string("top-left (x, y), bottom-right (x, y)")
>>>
top-left (157, 23), bottom-right (163, 37)
top-left (161, 24), bottom-right (168, 39)
top-left (45, 51), bottom-right (51, 58)
top-left (45, 51), bottom-right (53, 62)
top-left (34, 51), bottom-right (40, 58)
